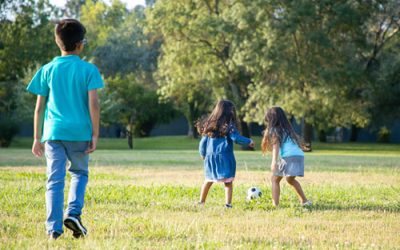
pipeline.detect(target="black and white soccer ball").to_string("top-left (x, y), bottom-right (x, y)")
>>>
top-left (246, 187), bottom-right (262, 200)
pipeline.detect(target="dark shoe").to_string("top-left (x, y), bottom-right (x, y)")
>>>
top-left (64, 215), bottom-right (87, 238)
top-left (49, 232), bottom-right (61, 240)
top-left (225, 203), bottom-right (233, 209)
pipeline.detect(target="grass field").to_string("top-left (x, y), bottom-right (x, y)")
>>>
top-left (1, 137), bottom-right (400, 249)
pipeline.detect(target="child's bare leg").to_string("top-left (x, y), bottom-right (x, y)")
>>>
top-left (224, 182), bottom-right (233, 205)
top-left (199, 181), bottom-right (213, 203)
top-left (285, 177), bottom-right (307, 203)
top-left (271, 175), bottom-right (283, 206)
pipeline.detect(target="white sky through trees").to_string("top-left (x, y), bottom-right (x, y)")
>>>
top-left (49, 0), bottom-right (146, 9)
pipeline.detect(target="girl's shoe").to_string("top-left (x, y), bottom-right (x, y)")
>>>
top-left (225, 203), bottom-right (233, 209)
top-left (302, 200), bottom-right (312, 207)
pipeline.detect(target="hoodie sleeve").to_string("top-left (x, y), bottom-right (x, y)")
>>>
top-left (228, 124), bottom-right (252, 145)
top-left (199, 136), bottom-right (208, 157)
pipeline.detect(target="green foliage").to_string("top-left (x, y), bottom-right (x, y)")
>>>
top-left (0, 0), bottom-right (59, 81)
top-left (0, 0), bottom-right (60, 146)
top-left (377, 126), bottom-right (391, 143)
top-left (147, 0), bottom-right (255, 137)
top-left (92, 5), bottom-right (160, 77)
top-left (102, 74), bottom-right (176, 137)
top-left (238, 1), bottom-right (370, 129)
top-left (80, 0), bottom-right (129, 56)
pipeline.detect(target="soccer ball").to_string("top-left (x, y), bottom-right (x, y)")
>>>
top-left (246, 187), bottom-right (262, 200)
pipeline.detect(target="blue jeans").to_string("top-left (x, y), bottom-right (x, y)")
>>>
top-left (44, 141), bottom-right (89, 234)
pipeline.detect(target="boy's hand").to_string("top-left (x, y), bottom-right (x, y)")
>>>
top-left (32, 139), bottom-right (44, 157)
top-left (201, 156), bottom-right (205, 160)
top-left (85, 136), bottom-right (98, 154)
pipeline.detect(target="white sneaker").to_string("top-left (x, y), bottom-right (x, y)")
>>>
top-left (302, 200), bottom-right (312, 206)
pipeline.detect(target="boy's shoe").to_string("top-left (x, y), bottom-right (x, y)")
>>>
top-left (225, 203), bottom-right (233, 209)
top-left (48, 232), bottom-right (61, 240)
top-left (302, 200), bottom-right (312, 207)
top-left (64, 215), bottom-right (87, 238)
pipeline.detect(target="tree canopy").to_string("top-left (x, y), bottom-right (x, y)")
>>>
top-left (0, 0), bottom-right (399, 147)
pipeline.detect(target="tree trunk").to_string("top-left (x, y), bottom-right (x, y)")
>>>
top-left (127, 123), bottom-right (133, 149)
top-left (318, 130), bottom-right (327, 142)
top-left (187, 121), bottom-right (199, 138)
top-left (302, 119), bottom-right (313, 152)
top-left (186, 102), bottom-right (199, 138)
top-left (350, 124), bottom-right (358, 142)
top-left (240, 120), bottom-right (253, 150)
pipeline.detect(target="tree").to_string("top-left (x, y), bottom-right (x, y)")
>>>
top-left (359, 1), bottom-right (400, 139)
top-left (147, 0), bottom-right (254, 144)
top-left (0, 0), bottom-right (60, 146)
top-left (64, 0), bottom-right (87, 18)
top-left (154, 40), bottom-right (214, 138)
top-left (103, 74), bottom-right (176, 149)
top-left (80, 0), bottom-right (129, 56)
top-left (234, 0), bottom-right (379, 146)
top-left (92, 5), bottom-right (160, 78)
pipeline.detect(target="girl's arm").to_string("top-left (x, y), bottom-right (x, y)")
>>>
top-left (228, 126), bottom-right (253, 146)
top-left (32, 95), bottom-right (47, 157)
top-left (199, 136), bottom-right (208, 159)
top-left (271, 142), bottom-right (280, 172)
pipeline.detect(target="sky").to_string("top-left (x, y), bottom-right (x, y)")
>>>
top-left (49, 0), bottom-right (146, 9)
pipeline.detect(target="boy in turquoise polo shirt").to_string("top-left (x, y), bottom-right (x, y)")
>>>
top-left (27, 19), bottom-right (104, 239)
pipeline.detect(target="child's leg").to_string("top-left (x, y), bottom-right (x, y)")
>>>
top-left (224, 182), bottom-right (233, 205)
top-left (200, 181), bottom-right (213, 203)
top-left (44, 141), bottom-right (68, 235)
top-left (64, 142), bottom-right (89, 217)
top-left (271, 175), bottom-right (283, 206)
top-left (285, 177), bottom-right (307, 203)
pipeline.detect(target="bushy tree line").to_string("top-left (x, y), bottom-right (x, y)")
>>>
top-left (0, 0), bottom-right (399, 148)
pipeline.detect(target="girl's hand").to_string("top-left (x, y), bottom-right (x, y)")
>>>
top-left (248, 140), bottom-right (255, 148)
top-left (32, 139), bottom-right (44, 157)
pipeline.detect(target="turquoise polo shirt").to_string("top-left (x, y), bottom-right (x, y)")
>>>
top-left (27, 55), bottom-right (104, 142)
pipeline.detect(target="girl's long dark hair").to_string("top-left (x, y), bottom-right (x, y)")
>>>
top-left (261, 107), bottom-right (303, 153)
top-left (196, 100), bottom-right (239, 138)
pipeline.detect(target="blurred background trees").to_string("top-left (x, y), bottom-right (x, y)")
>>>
top-left (1, 0), bottom-right (399, 148)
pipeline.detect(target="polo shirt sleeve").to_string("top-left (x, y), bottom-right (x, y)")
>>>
top-left (26, 67), bottom-right (49, 96)
top-left (87, 65), bottom-right (104, 90)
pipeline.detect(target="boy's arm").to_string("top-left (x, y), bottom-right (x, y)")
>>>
top-left (85, 90), bottom-right (100, 154)
top-left (32, 95), bottom-right (47, 157)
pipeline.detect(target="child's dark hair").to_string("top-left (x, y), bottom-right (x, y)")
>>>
top-left (196, 100), bottom-right (239, 137)
top-left (261, 107), bottom-right (303, 153)
top-left (55, 19), bottom-right (86, 51)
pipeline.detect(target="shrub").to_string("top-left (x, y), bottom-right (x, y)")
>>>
top-left (377, 126), bottom-right (391, 143)
top-left (0, 119), bottom-right (20, 147)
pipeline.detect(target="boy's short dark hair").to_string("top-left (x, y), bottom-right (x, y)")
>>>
top-left (55, 19), bottom-right (86, 51)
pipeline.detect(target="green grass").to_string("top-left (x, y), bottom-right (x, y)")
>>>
top-left (1, 137), bottom-right (400, 249)
top-left (10, 136), bottom-right (400, 153)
